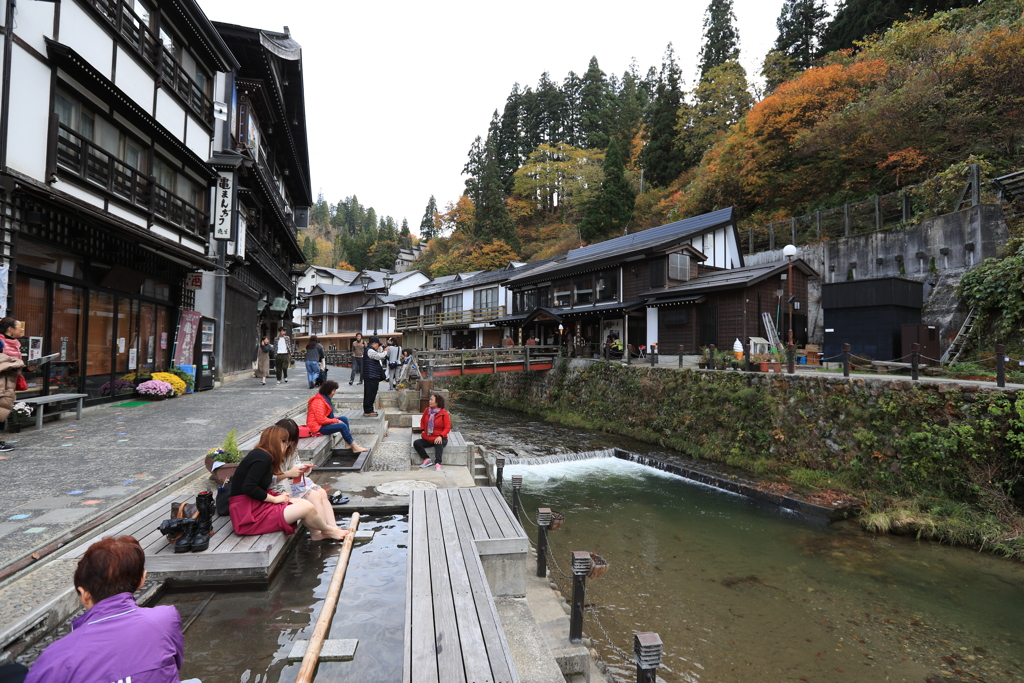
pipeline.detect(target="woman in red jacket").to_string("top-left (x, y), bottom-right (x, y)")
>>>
top-left (415, 393), bottom-right (451, 471)
top-left (306, 381), bottom-right (368, 453)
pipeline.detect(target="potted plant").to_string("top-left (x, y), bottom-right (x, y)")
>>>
top-left (8, 402), bottom-right (33, 432)
top-left (136, 379), bottom-right (175, 399)
top-left (752, 353), bottom-right (773, 372)
top-left (205, 428), bottom-right (243, 483)
top-left (699, 346), bottom-right (711, 369)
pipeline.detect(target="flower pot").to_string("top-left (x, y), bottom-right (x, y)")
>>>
top-left (588, 552), bottom-right (609, 579)
top-left (205, 455), bottom-right (239, 484)
top-left (758, 362), bottom-right (770, 372)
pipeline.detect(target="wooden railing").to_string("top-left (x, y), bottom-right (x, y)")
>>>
top-left (395, 305), bottom-right (507, 330)
top-left (56, 124), bottom-right (209, 237)
top-left (416, 345), bottom-right (562, 376)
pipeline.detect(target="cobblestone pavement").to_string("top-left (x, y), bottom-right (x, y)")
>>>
top-left (0, 376), bottom-right (315, 571)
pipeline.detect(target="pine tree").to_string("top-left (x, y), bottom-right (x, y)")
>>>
top-left (463, 135), bottom-right (485, 208)
top-left (419, 195), bottom-right (439, 241)
top-left (399, 219), bottom-right (412, 248)
top-left (698, 0), bottom-right (740, 80)
top-left (497, 85), bottom-right (523, 192)
top-left (301, 234), bottom-right (319, 262)
top-left (774, 0), bottom-right (830, 71)
top-left (641, 44), bottom-right (686, 188)
top-left (678, 60), bottom-right (753, 167)
top-left (474, 142), bottom-right (519, 250)
top-left (310, 190), bottom-right (330, 226)
top-left (579, 137), bottom-right (635, 242)
top-left (561, 70), bottom-right (583, 148)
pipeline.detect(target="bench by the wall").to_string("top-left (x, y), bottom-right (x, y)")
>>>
top-left (409, 431), bottom-right (471, 466)
top-left (871, 360), bottom-right (913, 374)
top-left (19, 393), bottom-right (88, 429)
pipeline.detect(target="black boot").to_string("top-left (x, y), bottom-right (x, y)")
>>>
top-left (167, 518), bottom-right (196, 553)
top-left (190, 491), bottom-right (214, 552)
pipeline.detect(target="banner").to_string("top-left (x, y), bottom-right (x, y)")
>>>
top-left (172, 310), bottom-right (202, 366)
top-left (214, 172), bottom-right (233, 240)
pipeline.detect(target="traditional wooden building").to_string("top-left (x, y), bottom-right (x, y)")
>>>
top-left (0, 0), bottom-right (236, 402)
top-left (197, 22), bottom-right (310, 377)
top-left (497, 208), bottom-right (747, 352)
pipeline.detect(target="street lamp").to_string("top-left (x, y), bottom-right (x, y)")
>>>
top-left (783, 244), bottom-right (797, 345)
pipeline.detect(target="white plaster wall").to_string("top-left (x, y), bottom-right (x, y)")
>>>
top-left (14, 0), bottom-right (55, 55)
top-left (647, 307), bottom-right (658, 348)
top-left (60, 1), bottom-right (113, 79)
top-left (155, 90), bottom-right (185, 140)
top-left (185, 115), bottom-right (209, 159)
top-left (106, 203), bottom-right (147, 228)
top-left (150, 224), bottom-right (179, 242)
top-left (54, 182), bottom-right (104, 208)
top-left (390, 272), bottom-right (429, 295)
top-left (114, 46), bottom-right (154, 114)
top-left (6, 45), bottom-right (50, 181)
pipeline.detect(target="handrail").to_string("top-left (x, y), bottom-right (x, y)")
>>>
top-left (55, 123), bottom-right (210, 236)
top-left (395, 305), bottom-right (507, 330)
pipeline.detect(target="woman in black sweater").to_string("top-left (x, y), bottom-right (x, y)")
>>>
top-left (228, 425), bottom-right (349, 540)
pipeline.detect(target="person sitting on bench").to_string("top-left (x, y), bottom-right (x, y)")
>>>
top-left (415, 393), bottom-right (451, 471)
top-left (306, 380), bottom-right (368, 453)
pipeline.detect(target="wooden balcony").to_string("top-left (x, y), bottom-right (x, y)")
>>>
top-left (395, 305), bottom-right (506, 330)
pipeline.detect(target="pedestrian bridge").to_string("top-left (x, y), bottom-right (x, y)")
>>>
top-left (416, 346), bottom-right (559, 377)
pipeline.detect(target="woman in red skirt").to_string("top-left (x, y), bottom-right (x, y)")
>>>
top-left (228, 425), bottom-right (349, 540)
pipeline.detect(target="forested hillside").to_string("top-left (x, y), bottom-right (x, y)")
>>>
top-left (413, 0), bottom-right (1021, 276)
top-left (300, 192), bottom-right (414, 272)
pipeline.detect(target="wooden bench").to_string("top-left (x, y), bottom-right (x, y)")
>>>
top-left (20, 393), bottom-right (87, 429)
top-left (871, 360), bottom-right (913, 374)
top-left (409, 431), bottom-right (470, 466)
top-left (405, 487), bottom-right (526, 683)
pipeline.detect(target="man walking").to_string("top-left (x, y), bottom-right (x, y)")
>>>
top-left (385, 337), bottom-right (402, 390)
top-left (362, 336), bottom-right (388, 416)
top-left (275, 328), bottom-right (291, 384)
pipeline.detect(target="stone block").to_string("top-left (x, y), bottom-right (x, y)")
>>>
top-left (286, 639), bottom-right (358, 662)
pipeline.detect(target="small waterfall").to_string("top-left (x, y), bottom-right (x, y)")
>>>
top-left (504, 448), bottom-right (617, 466)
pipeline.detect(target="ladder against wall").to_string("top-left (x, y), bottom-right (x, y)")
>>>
top-left (941, 307), bottom-right (978, 365)
top-left (760, 312), bottom-right (784, 352)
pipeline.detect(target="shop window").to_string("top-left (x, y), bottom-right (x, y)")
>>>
top-left (84, 291), bottom-right (115, 399)
top-left (554, 290), bottom-right (571, 307)
top-left (14, 275), bottom-right (47, 397)
top-left (573, 275), bottom-right (592, 306)
top-left (596, 269), bottom-right (617, 302)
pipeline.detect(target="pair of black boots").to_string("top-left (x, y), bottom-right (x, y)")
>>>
top-left (158, 491), bottom-right (214, 553)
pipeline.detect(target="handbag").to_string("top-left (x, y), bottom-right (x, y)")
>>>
top-left (216, 483), bottom-right (230, 517)
top-left (15, 373), bottom-right (27, 391)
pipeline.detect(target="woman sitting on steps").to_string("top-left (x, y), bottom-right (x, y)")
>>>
top-left (306, 380), bottom-right (368, 453)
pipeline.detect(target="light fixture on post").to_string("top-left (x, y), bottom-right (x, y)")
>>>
top-left (358, 271), bottom-right (372, 335)
top-left (782, 244), bottom-right (797, 346)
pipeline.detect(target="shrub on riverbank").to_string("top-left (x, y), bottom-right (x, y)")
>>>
top-left (441, 364), bottom-right (1024, 560)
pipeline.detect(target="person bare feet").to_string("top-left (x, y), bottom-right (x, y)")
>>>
top-left (351, 443), bottom-right (369, 454)
top-left (310, 527), bottom-right (351, 541)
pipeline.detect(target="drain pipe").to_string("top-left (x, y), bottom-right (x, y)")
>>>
top-left (569, 551), bottom-right (591, 642)
top-left (511, 475), bottom-right (522, 522)
top-left (295, 512), bottom-right (360, 683)
top-left (536, 508), bottom-right (551, 577)
top-left (495, 456), bottom-right (504, 491)
top-left (634, 632), bottom-right (663, 683)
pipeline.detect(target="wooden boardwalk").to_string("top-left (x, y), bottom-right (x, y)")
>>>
top-left (64, 493), bottom-right (295, 583)
top-left (405, 487), bottom-right (527, 683)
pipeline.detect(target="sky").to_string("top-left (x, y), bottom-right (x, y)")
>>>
top-left (201, 0), bottom-right (838, 236)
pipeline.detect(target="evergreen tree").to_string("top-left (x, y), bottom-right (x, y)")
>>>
top-left (561, 70), bottom-right (583, 148)
top-left (774, 0), bottom-right (830, 71)
top-left (463, 135), bottom-right (485, 208)
top-left (641, 44), bottom-right (686, 188)
top-left (399, 219), bottom-right (412, 248)
top-left (301, 234), bottom-right (319, 262)
top-left (419, 195), bottom-right (439, 241)
top-left (678, 60), bottom-right (753, 166)
top-left (310, 190), bottom-right (330, 226)
top-left (474, 143), bottom-right (519, 250)
top-left (579, 137), bottom-right (635, 242)
top-left (496, 85), bottom-right (524, 192)
top-left (578, 57), bottom-right (614, 149)
top-left (819, 0), bottom-right (976, 55)
top-left (698, 0), bottom-right (740, 80)
top-left (612, 69), bottom-right (645, 165)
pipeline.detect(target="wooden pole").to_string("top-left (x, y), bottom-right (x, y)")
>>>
top-left (295, 512), bottom-right (361, 683)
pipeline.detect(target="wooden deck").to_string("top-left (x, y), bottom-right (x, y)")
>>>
top-left (64, 493), bottom-right (296, 584)
top-left (405, 487), bottom-right (527, 683)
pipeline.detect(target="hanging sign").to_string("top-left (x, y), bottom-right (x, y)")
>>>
top-left (185, 272), bottom-right (204, 290)
top-left (214, 172), bottom-right (234, 240)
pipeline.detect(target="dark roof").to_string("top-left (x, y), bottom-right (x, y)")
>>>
top-left (168, 1), bottom-right (239, 72)
top-left (506, 208), bottom-right (734, 286)
top-left (643, 259), bottom-right (817, 298)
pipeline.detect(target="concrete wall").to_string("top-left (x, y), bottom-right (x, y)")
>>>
top-left (745, 204), bottom-right (1008, 351)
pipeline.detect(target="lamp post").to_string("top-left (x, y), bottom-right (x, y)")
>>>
top-left (782, 244), bottom-right (797, 346)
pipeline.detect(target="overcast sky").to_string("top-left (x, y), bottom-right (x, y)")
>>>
top-left (202, 0), bottom-right (837, 236)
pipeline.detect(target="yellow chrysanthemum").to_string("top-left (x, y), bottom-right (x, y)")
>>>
top-left (151, 372), bottom-right (186, 396)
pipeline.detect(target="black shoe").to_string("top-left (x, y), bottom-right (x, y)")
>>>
top-left (190, 492), bottom-right (214, 552)
top-left (349, 381), bottom-right (353, 385)
top-left (329, 491), bottom-right (350, 505)
top-left (309, 383), bottom-right (315, 389)
top-left (168, 518), bottom-right (197, 553)
top-left (0, 442), bottom-right (12, 453)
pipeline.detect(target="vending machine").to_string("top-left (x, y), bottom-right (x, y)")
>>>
top-left (194, 317), bottom-right (216, 390)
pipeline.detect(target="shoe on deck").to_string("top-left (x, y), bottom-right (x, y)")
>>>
top-left (419, 459), bottom-right (431, 468)
top-left (363, 412), bottom-right (378, 417)
top-left (0, 442), bottom-right (13, 452)
top-left (435, 464), bottom-right (442, 471)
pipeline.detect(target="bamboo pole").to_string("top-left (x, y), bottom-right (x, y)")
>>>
top-left (295, 512), bottom-right (361, 683)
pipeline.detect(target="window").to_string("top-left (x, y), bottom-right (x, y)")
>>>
top-left (443, 294), bottom-right (462, 312)
top-left (554, 290), bottom-right (571, 307)
top-left (573, 275), bottom-right (592, 305)
top-left (669, 253), bottom-right (690, 282)
top-left (649, 257), bottom-right (666, 288)
top-left (596, 269), bottom-right (617, 302)
top-left (246, 109), bottom-right (261, 162)
top-left (473, 287), bottom-right (498, 311)
top-left (423, 303), bottom-right (440, 324)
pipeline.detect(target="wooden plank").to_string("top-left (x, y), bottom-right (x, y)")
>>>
top-left (435, 492), bottom-right (491, 683)
top-left (476, 488), bottom-right (522, 541)
top-left (456, 488), bottom-right (491, 543)
top-left (408, 490), bottom-right (439, 683)
top-left (404, 492), bottom-right (416, 683)
top-left (63, 495), bottom-right (178, 559)
top-left (462, 488), bottom-right (503, 541)
top-left (424, 492), bottom-right (466, 683)
top-left (446, 491), bottom-right (517, 683)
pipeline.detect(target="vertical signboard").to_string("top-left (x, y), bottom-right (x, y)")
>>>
top-left (214, 171), bottom-right (233, 240)
top-left (172, 310), bottom-right (202, 366)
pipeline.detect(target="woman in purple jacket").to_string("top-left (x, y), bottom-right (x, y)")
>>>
top-left (26, 536), bottom-right (186, 683)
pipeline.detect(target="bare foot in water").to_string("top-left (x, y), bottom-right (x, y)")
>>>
top-left (311, 527), bottom-right (350, 541)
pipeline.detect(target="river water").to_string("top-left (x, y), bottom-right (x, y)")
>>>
top-left (456, 403), bottom-right (1024, 683)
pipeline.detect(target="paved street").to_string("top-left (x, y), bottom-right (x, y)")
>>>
top-left (0, 375), bottom-right (323, 572)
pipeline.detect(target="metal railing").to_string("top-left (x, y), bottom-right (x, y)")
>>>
top-left (55, 124), bottom-right (209, 237)
top-left (395, 305), bottom-right (507, 330)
